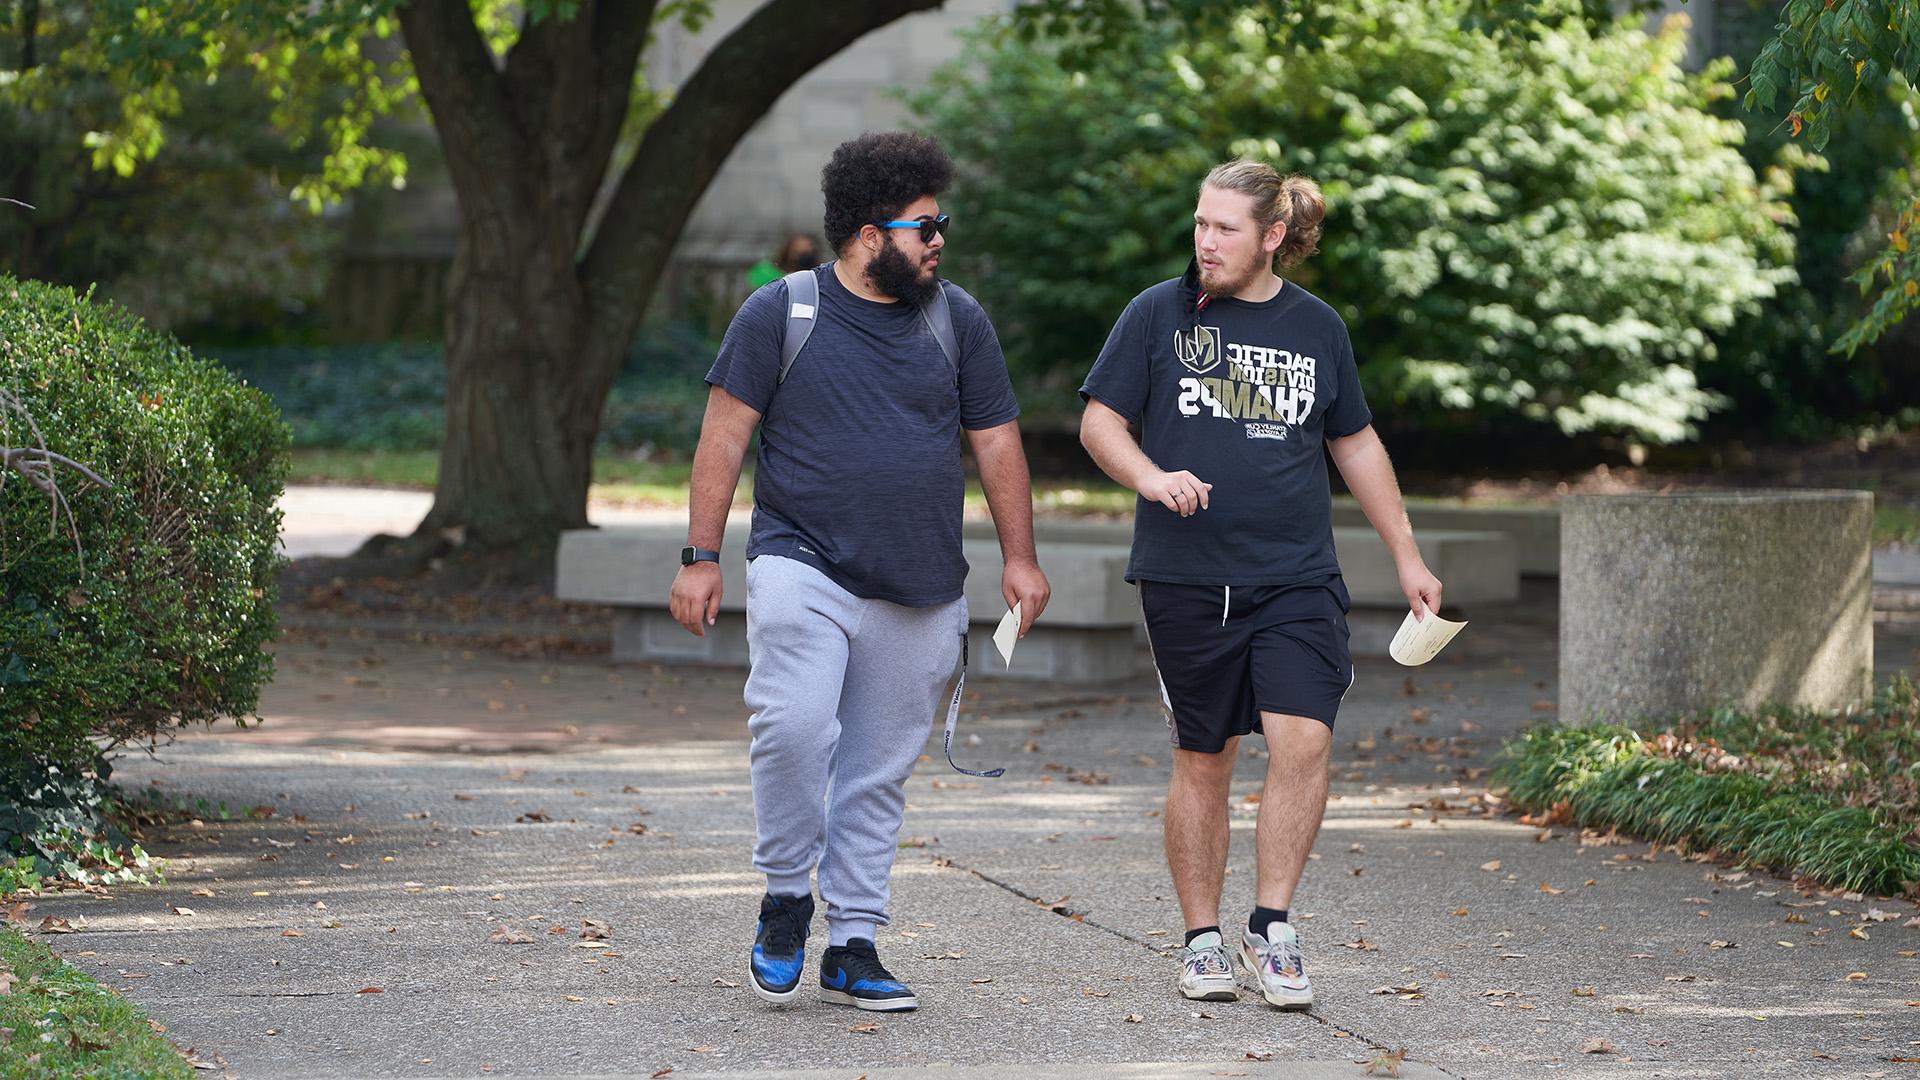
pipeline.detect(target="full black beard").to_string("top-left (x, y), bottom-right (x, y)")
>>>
top-left (868, 237), bottom-right (940, 306)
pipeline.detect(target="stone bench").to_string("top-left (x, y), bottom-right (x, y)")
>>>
top-left (556, 517), bottom-right (1518, 680)
top-left (1331, 500), bottom-right (1560, 577)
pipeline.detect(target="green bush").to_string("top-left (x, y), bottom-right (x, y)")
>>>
top-left (916, 0), bottom-right (1799, 443)
top-left (0, 276), bottom-right (287, 864)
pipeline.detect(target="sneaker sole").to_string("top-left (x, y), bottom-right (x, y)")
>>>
top-left (820, 987), bottom-right (919, 1012)
top-left (1238, 945), bottom-right (1313, 1010)
top-left (1180, 984), bottom-right (1240, 1002)
top-left (752, 978), bottom-right (802, 1005)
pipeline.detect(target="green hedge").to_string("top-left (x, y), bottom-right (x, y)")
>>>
top-left (1, 276), bottom-right (287, 869)
top-left (1493, 677), bottom-right (1920, 896)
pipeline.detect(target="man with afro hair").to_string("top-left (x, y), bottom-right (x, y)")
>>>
top-left (670, 132), bottom-right (1050, 1012)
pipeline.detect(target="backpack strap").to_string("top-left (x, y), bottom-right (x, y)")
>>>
top-left (778, 269), bottom-right (819, 385)
top-left (921, 280), bottom-right (960, 374)
top-left (778, 269), bottom-right (959, 384)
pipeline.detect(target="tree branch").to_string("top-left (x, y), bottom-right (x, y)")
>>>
top-left (396, 0), bottom-right (525, 220)
top-left (579, 0), bottom-right (943, 349)
top-left (501, 0), bottom-right (656, 240)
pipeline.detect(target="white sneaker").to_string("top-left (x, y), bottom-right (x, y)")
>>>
top-left (1178, 930), bottom-right (1239, 1001)
top-left (1240, 920), bottom-right (1313, 1009)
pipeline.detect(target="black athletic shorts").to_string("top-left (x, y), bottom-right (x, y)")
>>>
top-left (1139, 576), bottom-right (1355, 753)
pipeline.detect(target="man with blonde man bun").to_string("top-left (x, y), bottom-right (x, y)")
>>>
top-left (1078, 161), bottom-right (1442, 1010)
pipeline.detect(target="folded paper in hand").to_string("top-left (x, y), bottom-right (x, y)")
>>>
top-left (1388, 606), bottom-right (1466, 666)
top-left (993, 602), bottom-right (1021, 668)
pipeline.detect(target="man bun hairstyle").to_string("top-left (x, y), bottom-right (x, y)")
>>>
top-left (1202, 159), bottom-right (1325, 269)
top-left (821, 132), bottom-right (955, 254)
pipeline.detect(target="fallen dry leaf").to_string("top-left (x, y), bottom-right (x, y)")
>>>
top-left (1480, 861), bottom-right (1502, 872)
top-left (580, 919), bottom-right (612, 941)
top-left (1124, 1013), bottom-right (1144, 1023)
top-left (1571, 987), bottom-right (1595, 997)
top-left (848, 1022), bottom-right (878, 1034)
top-left (357, 986), bottom-right (383, 994)
top-left (37, 916), bottom-right (74, 934)
top-left (713, 978), bottom-right (740, 988)
top-left (280, 929), bottom-right (304, 938)
top-left (1539, 882), bottom-right (1564, 895)
top-left (650, 1069), bottom-right (673, 1079)
top-left (172, 907), bottom-right (196, 917)
top-left (1452, 907), bottom-right (1469, 917)
top-left (1582, 1038), bottom-right (1615, 1054)
top-left (488, 927), bottom-right (534, 945)
top-left (1365, 1047), bottom-right (1410, 1077)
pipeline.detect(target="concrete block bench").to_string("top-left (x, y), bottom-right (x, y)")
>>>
top-left (555, 526), bottom-right (1137, 680)
top-left (1332, 500), bottom-right (1560, 577)
top-left (557, 517), bottom-right (1518, 680)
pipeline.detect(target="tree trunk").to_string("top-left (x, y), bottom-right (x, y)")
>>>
top-left (412, 234), bottom-right (617, 571)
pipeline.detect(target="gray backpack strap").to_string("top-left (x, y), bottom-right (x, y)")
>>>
top-left (778, 269), bottom-right (819, 384)
top-left (921, 280), bottom-right (959, 374)
top-left (781, 270), bottom-right (957, 384)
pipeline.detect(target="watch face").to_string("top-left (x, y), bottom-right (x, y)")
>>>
top-left (680, 547), bottom-right (695, 565)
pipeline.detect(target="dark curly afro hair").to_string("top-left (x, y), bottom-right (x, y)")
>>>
top-left (821, 132), bottom-right (955, 254)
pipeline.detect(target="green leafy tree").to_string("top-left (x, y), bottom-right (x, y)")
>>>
top-left (1739, 0), bottom-right (1920, 352)
top-left (1, 1), bottom-right (338, 333)
top-left (918, 0), bottom-right (1797, 443)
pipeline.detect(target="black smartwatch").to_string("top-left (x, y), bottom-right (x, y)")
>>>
top-left (680, 546), bottom-right (720, 566)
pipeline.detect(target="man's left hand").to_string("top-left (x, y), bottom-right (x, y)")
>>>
top-left (1002, 559), bottom-right (1051, 637)
top-left (1400, 560), bottom-right (1443, 620)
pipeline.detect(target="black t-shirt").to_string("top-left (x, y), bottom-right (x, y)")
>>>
top-left (706, 264), bottom-right (1020, 606)
top-left (1079, 266), bottom-right (1371, 587)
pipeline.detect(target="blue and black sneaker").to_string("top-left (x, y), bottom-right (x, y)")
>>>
top-left (750, 892), bottom-right (814, 1004)
top-left (819, 937), bottom-right (918, 1012)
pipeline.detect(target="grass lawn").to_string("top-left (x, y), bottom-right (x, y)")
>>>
top-left (287, 449), bottom-right (1143, 516)
top-left (0, 922), bottom-right (191, 1078)
top-left (1494, 677), bottom-right (1920, 897)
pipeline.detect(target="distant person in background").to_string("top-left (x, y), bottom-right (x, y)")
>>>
top-left (747, 232), bottom-right (823, 290)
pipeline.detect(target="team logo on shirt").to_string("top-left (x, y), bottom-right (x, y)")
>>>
top-left (1172, 325), bottom-right (1222, 375)
top-left (1175, 336), bottom-right (1320, 434)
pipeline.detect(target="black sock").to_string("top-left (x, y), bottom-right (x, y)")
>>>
top-left (1183, 925), bottom-right (1221, 947)
top-left (1250, 906), bottom-right (1288, 936)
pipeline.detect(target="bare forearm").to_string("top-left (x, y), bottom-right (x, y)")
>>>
top-left (1081, 412), bottom-right (1158, 493)
top-left (971, 425), bottom-right (1037, 565)
top-left (1333, 430), bottom-right (1418, 564)
top-left (686, 428), bottom-right (749, 550)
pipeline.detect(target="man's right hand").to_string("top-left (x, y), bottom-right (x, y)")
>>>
top-left (1139, 469), bottom-right (1212, 517)
top-left (669, 562), bottom-right (724, 636)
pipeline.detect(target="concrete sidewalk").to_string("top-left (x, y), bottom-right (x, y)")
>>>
top-left (21, 604), bottom-right (1920, 1079)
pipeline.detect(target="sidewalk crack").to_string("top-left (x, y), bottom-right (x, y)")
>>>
top-left (930, 854), bottom-right (1468, 1079)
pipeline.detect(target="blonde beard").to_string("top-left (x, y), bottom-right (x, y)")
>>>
top-left (1197, 255), bottom-right (1267, 298)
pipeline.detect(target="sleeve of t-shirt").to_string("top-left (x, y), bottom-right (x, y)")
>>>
top-left (703, 280), bottom-right (788, 413)
top-left (954, 292), bottom-right (1021, 431)
top-left (1078, 296), bottom-right (1150, 424)
top-left (1323, 325), bottom-right (1372, 439)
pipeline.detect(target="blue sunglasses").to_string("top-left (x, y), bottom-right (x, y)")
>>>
top-left (875, 215), bottom-right (949, 244)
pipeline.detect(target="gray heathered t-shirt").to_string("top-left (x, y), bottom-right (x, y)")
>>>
top-left (705, 263), bottom-right (1019, 607)
top-left (1079, 270), bottom-right (1371, 587)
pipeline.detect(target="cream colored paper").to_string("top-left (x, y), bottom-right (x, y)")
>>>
top-left (993, 602), bottom-right (1022, 668)
top-left (1389, 606), bottom-right (1466, 666)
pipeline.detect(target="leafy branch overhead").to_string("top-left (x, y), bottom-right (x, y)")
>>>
top-left (1736, 0), bottom-right (1920, 351)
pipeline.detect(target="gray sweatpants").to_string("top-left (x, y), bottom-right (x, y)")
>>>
top-left (744, 554), bottom-right (966, 946)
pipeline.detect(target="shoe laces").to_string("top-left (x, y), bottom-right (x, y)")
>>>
top-left (1267, 933), bottom-right (1304, 978)
top-left (833, 940), bottom-right (899, 985)
top-left (1185, 944), bottom-right (1231, 977)
top-left (760, 895), bottom-right (811, 954)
